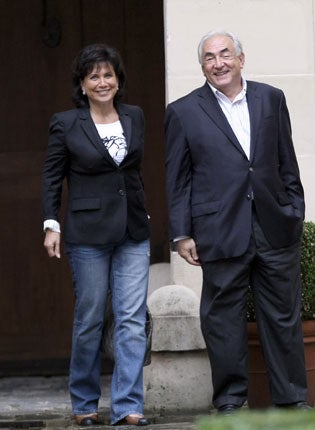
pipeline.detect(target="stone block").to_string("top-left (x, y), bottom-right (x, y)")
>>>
top-left (148, 262), bottom-right (171, 297)
top-left (148, 284), bottom-right (206, 351)
top-left (144, 351), bottom-right (212, 414)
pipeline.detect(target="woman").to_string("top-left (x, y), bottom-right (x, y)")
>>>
top-left (42, 44), bottom-right (151, 427)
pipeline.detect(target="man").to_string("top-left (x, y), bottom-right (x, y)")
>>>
top-left (165, 29), bottom-right (310, 413)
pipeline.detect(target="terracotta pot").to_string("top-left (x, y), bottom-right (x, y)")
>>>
top-left (247, 320), bottom-right (315, 408)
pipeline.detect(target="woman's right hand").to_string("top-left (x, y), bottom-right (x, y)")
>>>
top-left (44, 230), bottom-right (61, 259)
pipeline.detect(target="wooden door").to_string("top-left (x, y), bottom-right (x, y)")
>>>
top-left (0, 0), bottom-right (166, 374)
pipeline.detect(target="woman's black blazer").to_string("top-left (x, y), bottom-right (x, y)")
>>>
top-left (42, 104), bottom-right (150, 245)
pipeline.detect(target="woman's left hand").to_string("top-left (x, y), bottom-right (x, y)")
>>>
top-left (44, 230), bottom-right (61, 259)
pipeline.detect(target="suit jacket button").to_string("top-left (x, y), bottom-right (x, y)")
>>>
top-left (118, 189), bottom-right (125, 196)
top-left (247, 194), bottom-right (252, 200)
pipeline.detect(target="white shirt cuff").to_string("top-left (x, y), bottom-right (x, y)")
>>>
top-left (43, 219), bottom-right (61, 233)
top-left (173, 236), bottom-right (190, 242)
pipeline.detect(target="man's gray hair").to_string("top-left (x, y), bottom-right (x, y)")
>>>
top-left (198, 29), bottom-right (243, 64)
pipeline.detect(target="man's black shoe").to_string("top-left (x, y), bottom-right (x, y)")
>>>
top-left (276, 401), bottom-right (312, 410)
top-left (217, 404), bottom-right (240, 415)
top-left (295, 401), bottom-right (312, 410)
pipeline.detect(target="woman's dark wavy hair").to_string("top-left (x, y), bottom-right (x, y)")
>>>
top-left (71, 43), bottom-right (126, 108)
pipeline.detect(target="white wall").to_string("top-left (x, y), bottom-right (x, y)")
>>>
top-left (164, 0), bottom-right (315, 220)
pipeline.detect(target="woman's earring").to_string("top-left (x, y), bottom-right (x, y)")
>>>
top-left (116, 86), bottom-right (119, 90)
top-left (82, 88), bottom-right (86, 95)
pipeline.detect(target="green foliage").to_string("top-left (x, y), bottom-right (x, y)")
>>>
top-left (247, 221), bottom-right (315, 321)
top-left (197, 409), bottom-right (315, 430)
top-left (301, 221), bottom-right (315, 319)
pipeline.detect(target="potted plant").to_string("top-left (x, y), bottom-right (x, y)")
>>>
top-left (247, 220), bottom-right (315, 408)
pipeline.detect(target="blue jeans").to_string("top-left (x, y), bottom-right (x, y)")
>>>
top-left (65, 237), bottom-right (150, 424)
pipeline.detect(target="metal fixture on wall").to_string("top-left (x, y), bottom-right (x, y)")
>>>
top-left (40, 0), bottom-right (62, 48)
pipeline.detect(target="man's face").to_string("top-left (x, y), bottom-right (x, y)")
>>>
top-left (201, 35), bottom-right (245, 97)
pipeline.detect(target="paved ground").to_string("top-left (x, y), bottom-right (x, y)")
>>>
top-left (0, 375), bottom-right (201, 429)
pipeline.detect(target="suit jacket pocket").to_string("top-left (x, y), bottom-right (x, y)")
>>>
top-left (192, 200), bottom-right (220, 217)
top-left (136, 189), bottom-right (146, 207)
top-left (277, 192), bottom-right (302, 219)
top-left (71, 198), bottom-right (101, 211)
top-left (277, 191), bottom-right (291, 206)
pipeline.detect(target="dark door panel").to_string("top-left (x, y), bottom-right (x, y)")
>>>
top-left (0, 0), bottom-right (166, 373)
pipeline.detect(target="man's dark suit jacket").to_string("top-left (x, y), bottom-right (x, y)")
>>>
top-left (165, 81), bottom-right (305, 262)
top-left (42, 104), bottom-right (150, 245)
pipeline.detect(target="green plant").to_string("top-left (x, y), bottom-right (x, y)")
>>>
top-left (197, 409), bottom-right (315, 430)
top-left (300, 221), bottom-right (315, 319)
top-left (247, 220), bottom-right (315, 322)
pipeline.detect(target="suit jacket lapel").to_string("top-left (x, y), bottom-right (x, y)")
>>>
top-left (246, 81), bottom-right (261, 162)
top-left (117, 105), bottom-right (132, 150)
top-left (197, 83), bottom-right (246, 157)
top-left (79, 107), bottom-right (124, 167)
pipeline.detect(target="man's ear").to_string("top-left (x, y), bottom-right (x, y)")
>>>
top-left (239, 53), bottom-right (245, 69)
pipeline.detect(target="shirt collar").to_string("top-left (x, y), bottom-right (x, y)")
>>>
top-left (208, 77), bottom-right (247, 102)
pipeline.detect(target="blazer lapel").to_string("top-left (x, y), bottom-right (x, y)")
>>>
top-left (246, 81), bottom-right (261, 162)
top-left (117, 105), bottom-right (132, 150)
top-left (79, 108), bottom-right (119, 167)
top-left (197, 83), bottom-right (246, 157)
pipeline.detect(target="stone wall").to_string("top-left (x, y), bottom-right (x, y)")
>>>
top-left (164, 0), bottom-right (315, 220)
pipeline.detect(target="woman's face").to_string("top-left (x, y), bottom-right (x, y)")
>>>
top-left (81, 62), bottom-right (119, 106)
